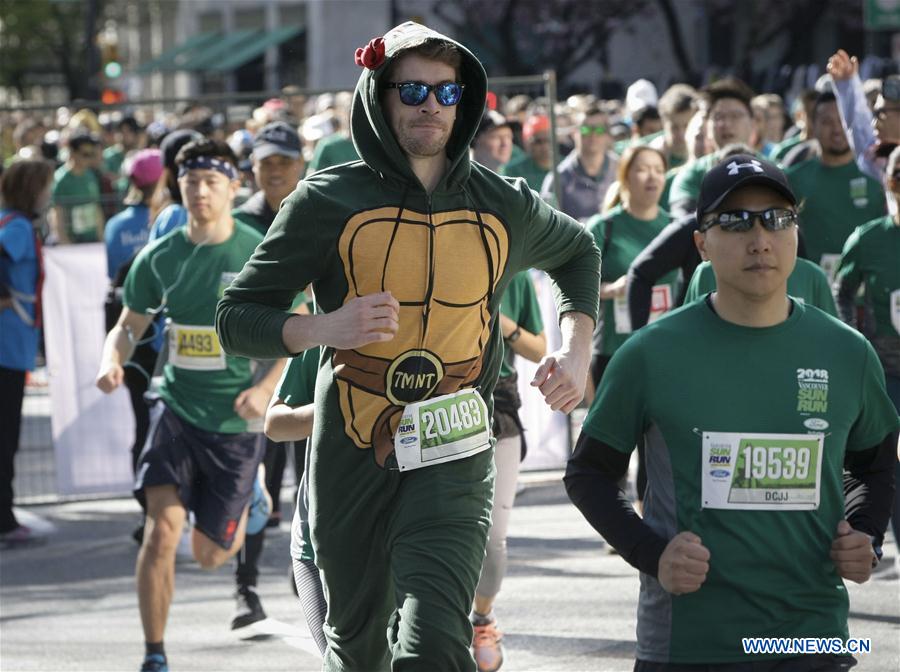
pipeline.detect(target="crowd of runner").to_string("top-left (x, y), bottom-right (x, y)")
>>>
top-left (1, 23), bottom-right (898, 672)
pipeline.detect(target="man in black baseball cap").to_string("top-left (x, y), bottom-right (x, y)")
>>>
top-left (696, 153), bottom-right (797, 223)
top-left (230, 119), bottom-right (306, 631)
top-left (232, 121), bottom-right (305, 236)
top-left (694, 154), bottom-right (800, 313)
top-left (567, 149), bottom-right (898, 670)
top-left (470, 109), bottom-right (513, 172)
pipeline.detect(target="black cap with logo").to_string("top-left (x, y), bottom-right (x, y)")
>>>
top-left (697, 154), bottom-right (797, 220)
top-left (252, 121), bottom-right (302, 160)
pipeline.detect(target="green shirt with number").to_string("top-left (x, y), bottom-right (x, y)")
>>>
top-left (785, 159), bottom-right (885, 277)
top-left (835, 215), bottom-right (900, 377)
top-left (52, 165), bottom-right (104, 242)
top-left (124, 223), bottom-right (264, 433)
top-left (684, 258), bottom-right (837, 316)
top-left (582, 299), bottom-right (899, 664)
top-left (586, 205), bottom-right (677, 356)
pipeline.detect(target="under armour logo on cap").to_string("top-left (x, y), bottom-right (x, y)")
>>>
top-left (726, 159), bottom-right (764, 175)
top-left (696, 153), bottom-right (797, 219)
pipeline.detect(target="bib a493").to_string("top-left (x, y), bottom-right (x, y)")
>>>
top-left (393, 389), bottom-right (492, 471)
top-left (701, 431), bottom-right (824, 510)
top-left (168, 322), bottom-right (226, 371)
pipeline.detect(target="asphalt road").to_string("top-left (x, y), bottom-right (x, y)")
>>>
top-left (1, 478), bottom-right (898, 672)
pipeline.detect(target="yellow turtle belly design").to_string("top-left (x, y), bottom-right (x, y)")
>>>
top-left (334, 206), bottom-right (509, 466)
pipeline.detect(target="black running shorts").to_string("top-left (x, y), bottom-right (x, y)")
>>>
top-left (135, 400), bottom-right (263, 549)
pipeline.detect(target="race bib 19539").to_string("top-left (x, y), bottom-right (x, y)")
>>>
top-left (701, 431), bottom-right (824, 510)
top-left (393, 389), bottom-right (492, 471)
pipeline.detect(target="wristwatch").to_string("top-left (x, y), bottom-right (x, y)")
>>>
top-left (870, 536), bottom-right (883, 568)
top-left (506, 326), bottom-right (522, 343)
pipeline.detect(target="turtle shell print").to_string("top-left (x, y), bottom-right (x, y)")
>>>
top-left (334, 205), bottom-right (509, 466)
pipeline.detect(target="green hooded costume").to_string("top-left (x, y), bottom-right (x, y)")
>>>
top-left (217, 22), bottom-right (599, 671)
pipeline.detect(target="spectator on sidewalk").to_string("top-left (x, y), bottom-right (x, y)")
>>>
top-left (0, 159), bottom-right (54, 545)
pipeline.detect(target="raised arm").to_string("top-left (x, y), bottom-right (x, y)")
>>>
top-left (828, 49), bottom-right (881, 180)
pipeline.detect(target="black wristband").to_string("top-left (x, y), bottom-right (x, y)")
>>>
top-left (506, 326), bottom-right (522, 343)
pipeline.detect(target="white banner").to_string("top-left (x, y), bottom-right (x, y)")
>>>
top-left (43, 244), bottom-right (135, 496)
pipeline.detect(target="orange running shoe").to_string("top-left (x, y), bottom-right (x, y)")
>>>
top-left (472, 618), bottom-right (504, 672)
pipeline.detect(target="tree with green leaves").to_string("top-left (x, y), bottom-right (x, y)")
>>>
top-left (0, 0), bottom-right (103, 101)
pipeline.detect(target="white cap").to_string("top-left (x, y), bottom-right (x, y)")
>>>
top-left (626, 79), bottom-right (659, 115)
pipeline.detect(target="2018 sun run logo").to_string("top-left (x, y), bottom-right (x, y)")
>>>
top-left (796, 368), bottom-right (829, 413)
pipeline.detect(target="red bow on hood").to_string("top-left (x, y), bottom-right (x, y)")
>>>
top-left (355, 37), bottom-right (386, 70)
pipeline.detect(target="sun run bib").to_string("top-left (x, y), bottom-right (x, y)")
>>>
top-left (701, 431), bottom-right (825, 510)
top-left (71, 203), bottom-right (101, 236)
top-left (393, 389), bottom-right (492, 471)
top-left (613, 284), bottom-right (673, 334)
top-left (168, 322), bottom-right (226, 371)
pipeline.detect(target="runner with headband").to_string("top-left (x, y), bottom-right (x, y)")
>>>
top-left (96, 138), bottom-right (281, 672)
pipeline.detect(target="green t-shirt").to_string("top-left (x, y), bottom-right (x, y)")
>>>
top-left (668, 153), bottom-right (717, 212)
top-left (770, 134), bottom-right (803, 164)
top-left (498, 272), bottom-right (544, 378)
top-left (836, 215), bottom-right (900, 374)
top-left (659, 165), bottom-right (679, 212)
top-left (124, 223), bottom-right (264, 433)
top-left (684, 258), bottom-right (837, 316)
top-left (275, 346), bottom-right (320, 407)
top-left (307, 134), bottom-right (359, 173)
top-left (586, 205), bottom-right (677, 355)
top-left (278, 346), bottom-right (321, 563)
top-left (52, 165), bottom-right (104, 242)
top-left (582, 299), bottom-right (900, 663)
top-left (785, 159), bottom-right (885, 278)
top-left (499, 154), bottom-right (549, 192)
top-left (103, 145), bottom-right (125, 177)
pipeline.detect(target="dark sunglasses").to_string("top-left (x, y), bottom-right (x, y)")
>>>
top-left (580, 124), bottom-right (607, 136)
top-left (700, 208), bottom-right (798, 233)
top-left (384, 81), bottom-right (464, 106)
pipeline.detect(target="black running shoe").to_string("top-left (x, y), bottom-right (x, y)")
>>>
top-left (139, 653), bottom-right (168, 672)
top-left (231, 585), bottom-right (266, 629)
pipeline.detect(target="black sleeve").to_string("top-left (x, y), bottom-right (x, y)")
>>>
top-left (626, 214), bottom-right (698, 329)
top-left (834, 269), bottom-right (861, 327)
top-left (843, 431), bottom-right (898, 545)
top-left (564, 431), bottom-right (669, 577)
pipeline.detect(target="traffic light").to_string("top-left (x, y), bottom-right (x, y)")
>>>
top-left (101, 42), bottom-right (121, 80)
top-left (101, 89), bottom-right (126, 105)
top-left (99, 37), bottom-right (125, 104)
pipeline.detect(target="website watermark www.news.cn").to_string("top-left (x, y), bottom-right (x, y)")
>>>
top-left (741, 637), bottom-right (871, 655)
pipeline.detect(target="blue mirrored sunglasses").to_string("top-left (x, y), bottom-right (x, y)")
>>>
top-left (385, 81), bottom-right (464, 106)
top-left (700, 208), bottom-right (798, 233)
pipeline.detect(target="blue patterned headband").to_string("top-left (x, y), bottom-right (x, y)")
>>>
top-left (177, 156), bottom-right (238, 180)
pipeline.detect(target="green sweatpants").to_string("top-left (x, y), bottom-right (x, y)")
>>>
top-left (309, 414), bottom-right (495, 672)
